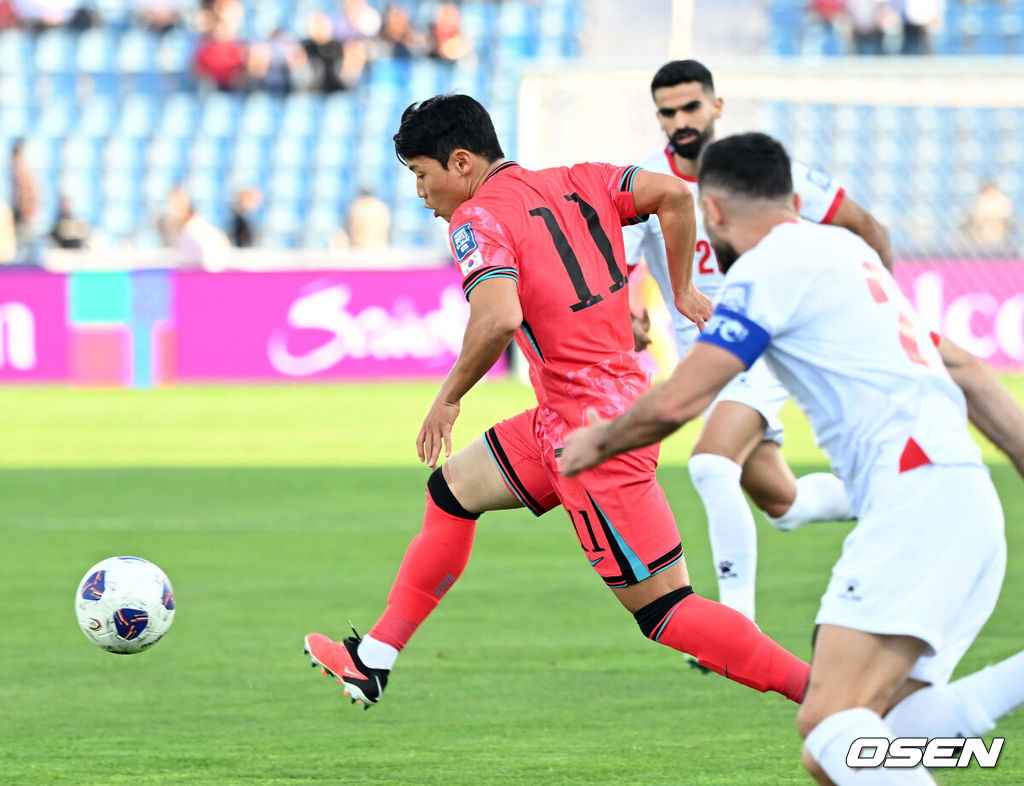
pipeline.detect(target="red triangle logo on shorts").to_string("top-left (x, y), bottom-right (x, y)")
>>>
top-left (899, 437), bottom-right (932, 473)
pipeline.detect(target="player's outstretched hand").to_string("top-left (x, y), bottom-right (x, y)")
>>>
top-left (631, 309), bottom-right (652, 352)
top-left (675, 287), bottom-right (713, 331)
top-left (560, 408), bottom-right (611, 477)
top-left (417, 397), bottom-right (460, 469)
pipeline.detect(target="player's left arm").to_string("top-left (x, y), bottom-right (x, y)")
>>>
top-left (561, 343), bottom-right (743, 476)
top-left (936, 334), bottom-right (1024, 478)
top-left (828, 195), bottom-right (893, 272)
top-left (418, 277), bottom-right (521, 468)
top-left (629, 169), bottom-right (712, 329)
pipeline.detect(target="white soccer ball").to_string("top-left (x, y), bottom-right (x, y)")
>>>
top-left (74, 556), bottom-right (176, 654)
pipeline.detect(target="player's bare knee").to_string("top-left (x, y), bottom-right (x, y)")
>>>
top-left (797, 701), bottom-right (829, 740)
top-left (755, 495), bottom-right (793, 520)
top-left (428, 467), bottom-right (481, 520)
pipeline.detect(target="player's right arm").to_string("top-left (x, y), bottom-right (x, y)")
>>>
top-left (936, 334), bottom-right (1024, 478)
top-left (418, 277), bottom-right (521, 469)
top-left (629, 170), bottom-right (712, 330)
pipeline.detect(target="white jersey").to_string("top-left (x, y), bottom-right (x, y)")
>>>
top-left (623, 146), bottom-right (845, 356)
top-left (698, 221), bottom-right (983, 513)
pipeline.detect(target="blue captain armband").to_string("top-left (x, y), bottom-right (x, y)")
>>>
top-left (697, 307), bottom-right (771, 368)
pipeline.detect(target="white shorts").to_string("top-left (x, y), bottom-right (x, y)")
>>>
top-left (707, 357), bottom-right (788, 444)
top-left (815, 464), bottom-right (1006, 685)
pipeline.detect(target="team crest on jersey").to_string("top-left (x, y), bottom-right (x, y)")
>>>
top-left (451, 222), bottom-right (479, 261)
top-left (718, 283), bottom-right (751, 314)
top-left (806, 168), bottom-right (832, 190)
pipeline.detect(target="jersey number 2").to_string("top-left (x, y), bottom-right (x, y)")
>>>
top-left (529, 193), bottom-right (628, 312)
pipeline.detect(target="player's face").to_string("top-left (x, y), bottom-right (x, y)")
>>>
top-left (653, 83), bottom-right (722, 160)
top-left (405, 155), bottom-right (470, 223)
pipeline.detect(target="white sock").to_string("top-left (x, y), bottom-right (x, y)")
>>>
top-left (357, 634), bottom-right (399, 671)
top-left (885, 650), bottom-right (1024, 737)
top-left (688, 452), bottom-right (757, 621)
top-left (805, 708), bottom-right (936, 785)
top-left (767, 472), bottom-right (853, 532)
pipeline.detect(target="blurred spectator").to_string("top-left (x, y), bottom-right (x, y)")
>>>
top-left (195, 14), bottom-right (247, 90)
top-left (12, 0), bottom-right (76, 30)
top-left (806, 0), bottom-right (846, 53)
top-left (0, 201), bottom-right (15, 263)
top-left (334, 0), bottom-right (381, 42)
top-left (248, 27), bottom-right (309, 93)
top-left (847, 0), bottom-right (886, 54)
top-left (157, 185), bottom-right (190, 246)
top-left (229, 187), bottom-right (262, 247)
top-left (175, 198), bottom-right (230, 270)
top-left (429, 2), bottom-right (472, 62)
top-left (49, 194), bottom-right (93, 249)
top-left (347, 190), bottom-right (390, 249)
top-left (197, 0), bottom-right (242, 35)
top-left (303, 11), bottom-right (355, 92)
top-left (900, 0), bottom-right (944, 54)
top-left (377, 4), bottom-right (422, 59)
top-left (963, 182), bottom-right (1014, 251)
top-left (10, 139), bottom-right (39, 255)
top-left (0, 2), bottom-right (16, 29)
top-left (134, 0), bottom-right (187, 34)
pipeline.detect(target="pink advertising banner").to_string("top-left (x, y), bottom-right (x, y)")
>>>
top-left (174, 269), bottom-right (490, 380)
top-left (0, 272), bottom-right (68, 382)
top-left (894, 261), bottom-right (1024, 371)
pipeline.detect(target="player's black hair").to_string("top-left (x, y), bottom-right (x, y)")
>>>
top-left (698, 132), bottom-right (793, 200)
top-left (650, 59), bottom-right (715, 96)
top-left (393, 94), bottom-right (504, 169)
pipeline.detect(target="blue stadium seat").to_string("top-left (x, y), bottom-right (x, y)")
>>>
top-left (239, 92), bottom-right (281, 138)
top-left (156, 29), bottom-right (197, 73)
top-left (199, 92), bottom-right (242, 138)
top-left (35, 94), bottom-right (78, 138)
top-left (63, 136), bottom-right (104, 173)
top-left (161, 92), bottom-right (201, 138)
top-left (148, 136), bottom-right (190, 173)
top-left (279, 93), bottom-right (323, 140)
top-left (117, 93), bottom-right (160, 138)
top-left (272, 137), bottom-right (312, 171)
top-left (321, 92), bottom-right (360, 138)
top-left (0, 29), bottom-right (34, 76)
top-left (35, 29), bottom-right (76, 74)
top-left (77, 29), bottom-right (118, 73)
top-left (104, 136), bottom-right (147, 175)
top-left (190, 137), bottom-right (233, 174)
top-left (117, 28), bottom-right (159, 73)
top-left (231, 137), bottom-right (272, 172)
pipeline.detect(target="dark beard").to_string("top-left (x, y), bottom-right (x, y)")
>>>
top-left (669, 125), bottom-right (712, 160)
top-left (710, 239), bottom-right (740, 273)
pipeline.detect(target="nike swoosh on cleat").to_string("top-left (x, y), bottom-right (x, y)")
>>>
top-left (343, 667), bottom-right (364, 678)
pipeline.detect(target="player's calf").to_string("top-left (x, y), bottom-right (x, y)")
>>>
top-left (633, 586), bottom-right (809, 703)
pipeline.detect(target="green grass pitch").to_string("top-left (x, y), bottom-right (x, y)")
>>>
top-left (2, 379), bottom-right (1022, 785)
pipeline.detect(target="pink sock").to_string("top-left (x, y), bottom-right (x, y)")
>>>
top-left (369, 491), bottom-right (476, 650)
top-left (650, 592), bottom-right (809, 703)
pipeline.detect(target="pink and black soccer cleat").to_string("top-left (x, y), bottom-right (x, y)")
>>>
top-left (303, 626), bottom-right (389, 709)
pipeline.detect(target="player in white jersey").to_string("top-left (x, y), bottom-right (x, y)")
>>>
top-left (562, 132), bottom-right (1024, 785)
top-left (624, 60), bottom-right (893, 621)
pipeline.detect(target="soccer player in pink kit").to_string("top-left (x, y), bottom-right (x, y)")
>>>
top-left (303, 94), bottom-right (810, 709)
top-left (562, 132), bottom-right (1024, 785)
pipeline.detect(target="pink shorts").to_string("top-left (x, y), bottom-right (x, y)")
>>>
top-left (486, 408), bottom-right (683, 588)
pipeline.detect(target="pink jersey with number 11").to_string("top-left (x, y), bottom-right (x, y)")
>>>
top-left (448, 161), bottom-right (649, 448)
